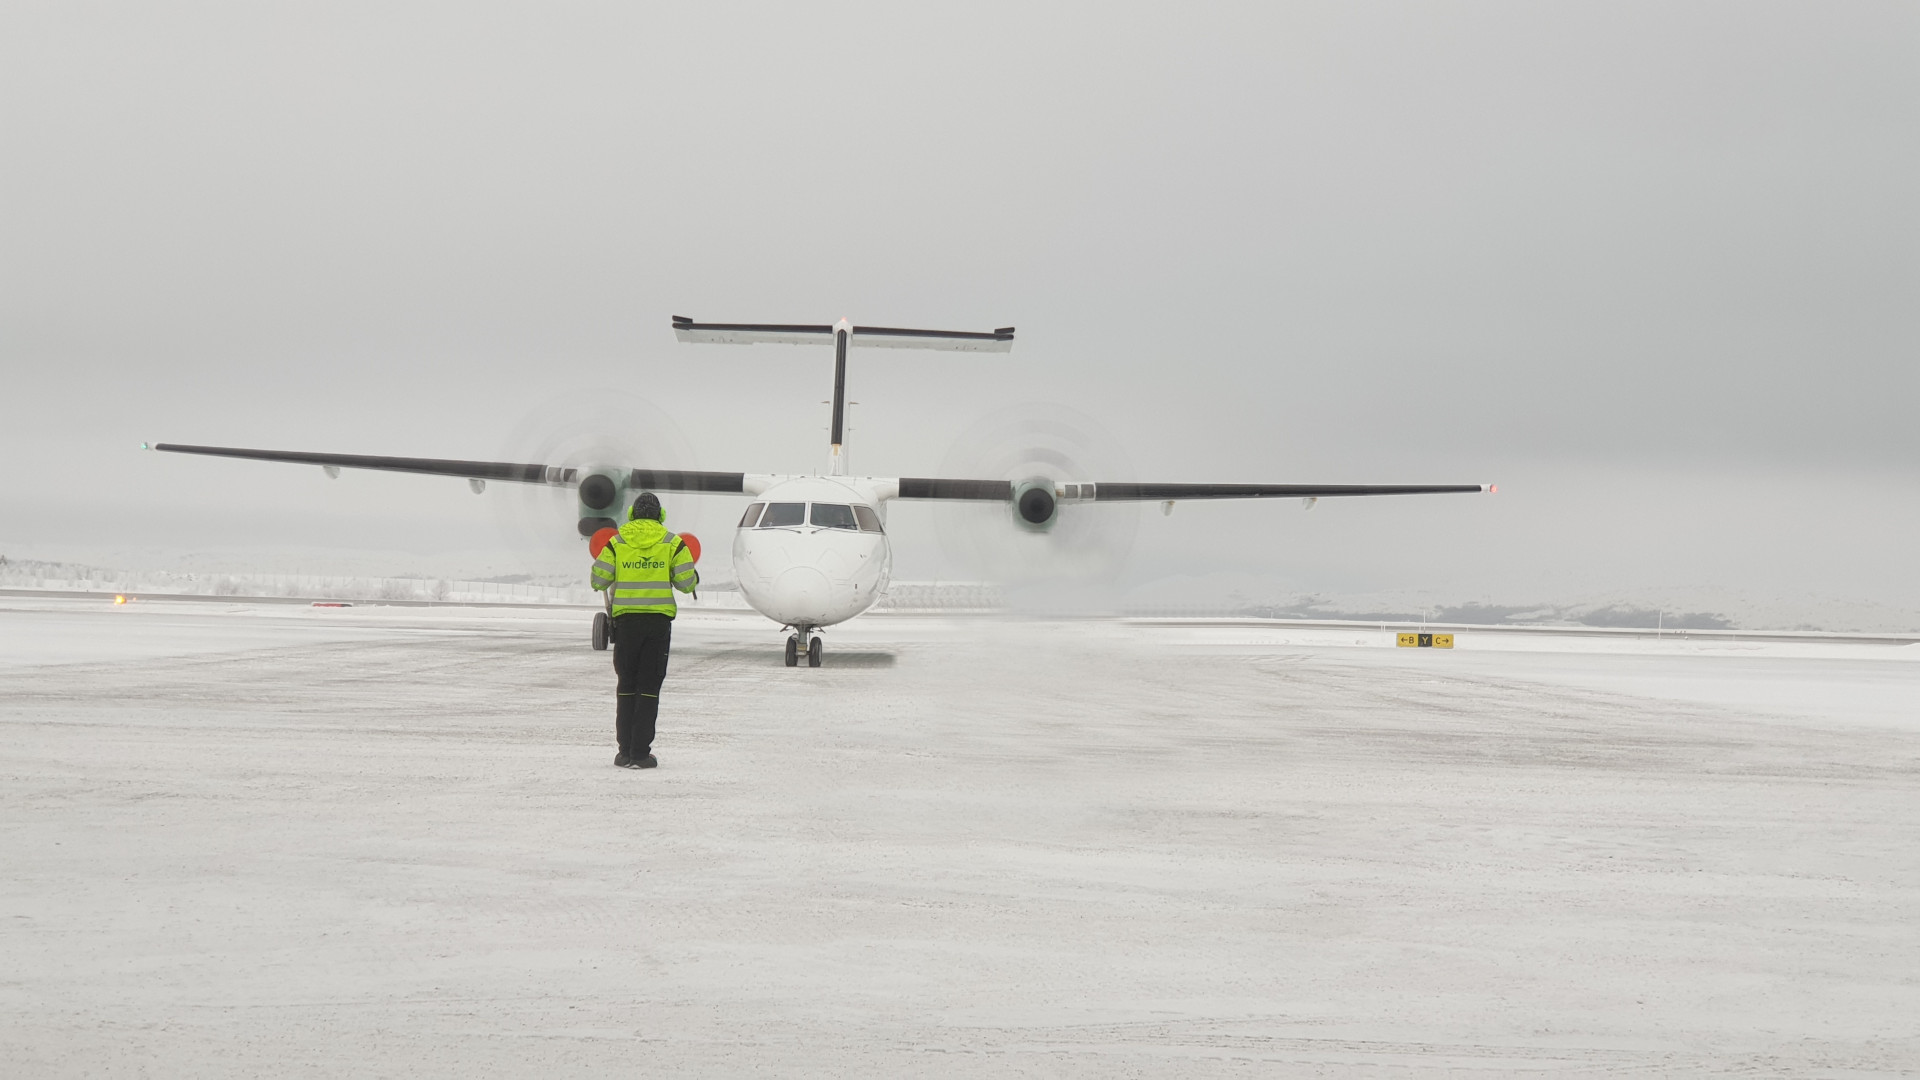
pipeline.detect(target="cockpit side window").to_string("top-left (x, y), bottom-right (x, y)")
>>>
top-left (852, 505), bottom-right (884, 533)
top-left (738, 503), bottom-right (765, 528)
top-left (759, 502), bottom-right (805, 528)
top-left (809, 503), bottom-right (859, 530)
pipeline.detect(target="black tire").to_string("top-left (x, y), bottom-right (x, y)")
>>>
top-left (784, 635), bottom-right (799, 667)
top-left (807, 636), bottom-right (822, 668)
top-left (592, 611), bottom-right (609, 651)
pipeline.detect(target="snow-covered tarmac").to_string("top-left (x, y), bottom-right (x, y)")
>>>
top-left (2, 596), bottom-right (1916, 1076)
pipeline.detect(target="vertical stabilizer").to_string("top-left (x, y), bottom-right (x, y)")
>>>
top-left (830, 319), bottom-right (851, 475)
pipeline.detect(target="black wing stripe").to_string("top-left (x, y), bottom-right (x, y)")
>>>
top-left (153, 444), bottom-right (750, 494)
top-left (897, 478), bottom-right (1015, 500)
top-left (627, 469), bottom-right (747, 493)
top-left (154, 444), bottom-right (550, 483)
top-left (1094, 483), bottom-right (1484, 500)
top-left (893, 479), bottom-right (1484, 501)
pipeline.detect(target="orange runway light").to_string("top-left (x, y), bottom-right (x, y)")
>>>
top-left (113, 595), bottom-right (127, 605)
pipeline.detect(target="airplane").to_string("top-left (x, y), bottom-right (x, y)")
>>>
top-left (150, 315), bottom-right (1493, 667)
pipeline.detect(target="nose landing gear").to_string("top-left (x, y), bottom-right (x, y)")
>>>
top-left (783, 626), bottom-right (824, 668)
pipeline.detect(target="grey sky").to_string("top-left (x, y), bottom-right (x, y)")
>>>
top-left (2, 3), bottom-right (1915, 615)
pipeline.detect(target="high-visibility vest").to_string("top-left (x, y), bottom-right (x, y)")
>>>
top-left (590, 518), bottom-right (698, 617)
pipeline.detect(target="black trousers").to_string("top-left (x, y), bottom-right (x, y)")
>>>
top-left (612, 613), bottom-right (673, 757)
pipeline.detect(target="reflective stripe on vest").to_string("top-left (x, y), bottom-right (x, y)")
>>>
top-left (605, 532), bottom-right (681, 616)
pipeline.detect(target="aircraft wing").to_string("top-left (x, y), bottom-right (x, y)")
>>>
top-left (889, 479), bottom-right (1491, 500)
top-left (148, 443), bottom-right (752, 493)
top-left (1083, 482), bottom-right (1489, 500)
top-left (673, 316), bottom-right (1015, 353)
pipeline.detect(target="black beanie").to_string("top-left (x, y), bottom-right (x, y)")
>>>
top-left (630, 492), bottom-right (662, 521)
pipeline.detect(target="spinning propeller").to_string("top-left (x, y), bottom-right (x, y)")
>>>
top-left (932, 403), bottom-right (1142, 586)
top-left (489, 397), bottom-right (715, 567)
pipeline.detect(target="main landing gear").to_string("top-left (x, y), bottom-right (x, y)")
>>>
top-left (592, 590), bottom-right (614, 652)
top-left (783, 626), bottom-right (823, 668)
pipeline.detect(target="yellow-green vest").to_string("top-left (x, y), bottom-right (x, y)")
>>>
top-left (590, 517), bottom-right (698, 617)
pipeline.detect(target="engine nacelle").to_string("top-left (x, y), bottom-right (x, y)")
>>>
top-left (1012, 477), bottom-right (1057, 531)
top-left (577, 470), bottom-right (626, 537)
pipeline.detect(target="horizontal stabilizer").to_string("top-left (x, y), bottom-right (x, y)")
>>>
top-left (671, 317), bottom-right (834, 346)
top-left (673, 316), bottom-right (1014, 352)
top-left (851, 325), bottom-right (1014, 352)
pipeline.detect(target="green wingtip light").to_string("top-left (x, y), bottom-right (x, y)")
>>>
top-left (140, 442), bottom-right (150, 450)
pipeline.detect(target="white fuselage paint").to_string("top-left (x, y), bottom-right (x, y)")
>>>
top-left (731, 475), bottom-right (893, 629)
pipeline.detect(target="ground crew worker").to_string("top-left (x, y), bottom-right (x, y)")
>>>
top-left (589, 492), bottom-right (699, 769)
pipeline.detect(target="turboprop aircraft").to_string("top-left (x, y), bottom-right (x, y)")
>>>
top-left (151, 315), bottom-right (1492, 666)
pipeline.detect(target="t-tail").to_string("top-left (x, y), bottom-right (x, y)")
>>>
top-left (671, 315), bottom-right (1015, 475)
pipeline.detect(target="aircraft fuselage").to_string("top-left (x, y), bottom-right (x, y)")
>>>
top-left (731, 475), bottom-right (892, 630)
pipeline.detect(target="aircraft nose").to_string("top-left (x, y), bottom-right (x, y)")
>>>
top-left (774, 566), bottom-right (831, 615)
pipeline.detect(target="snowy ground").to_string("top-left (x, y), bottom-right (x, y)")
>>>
top-left (2, 597), bottom-right (1916, 1076)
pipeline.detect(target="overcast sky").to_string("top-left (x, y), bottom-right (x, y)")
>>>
top-left (3, 3), bottom-right (1915, 616)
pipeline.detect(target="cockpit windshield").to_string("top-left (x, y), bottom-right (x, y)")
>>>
top-left (750, 501), bottom-right (884, 531)
top-left (809, 503), bottom-right (859, 530)
top-left (758, 502), bottom-right (805, 528)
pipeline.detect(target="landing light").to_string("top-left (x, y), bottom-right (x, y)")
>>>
top-left (113, 595), bottom-right (127, 605)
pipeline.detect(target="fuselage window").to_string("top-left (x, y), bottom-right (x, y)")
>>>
top-left (759, 502), bottom-right (805, 528)
top-left (809, 503), bottom-right (859, 530)
top-left (852, 505), bottom-right (884, 533)
top-left (738, 503), bottom-right (765, 528)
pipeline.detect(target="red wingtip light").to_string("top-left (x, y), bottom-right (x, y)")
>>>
top-left (589, 527), bottom-right (618, 558)
top-left (1488, 484), bottom-right (1498, 494)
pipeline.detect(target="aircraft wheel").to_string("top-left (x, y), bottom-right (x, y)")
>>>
top-left (592, 611), bottom-right (609, 651)
top-left (784, 635), bottom-right (799, 667)
top-left (807, 636), bottom-right (823, 668)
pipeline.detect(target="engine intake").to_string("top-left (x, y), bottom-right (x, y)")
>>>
top-left (1013, 478), bottom-right (1057, 529)
top-left (578, 473), bottom-right (619, 511)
